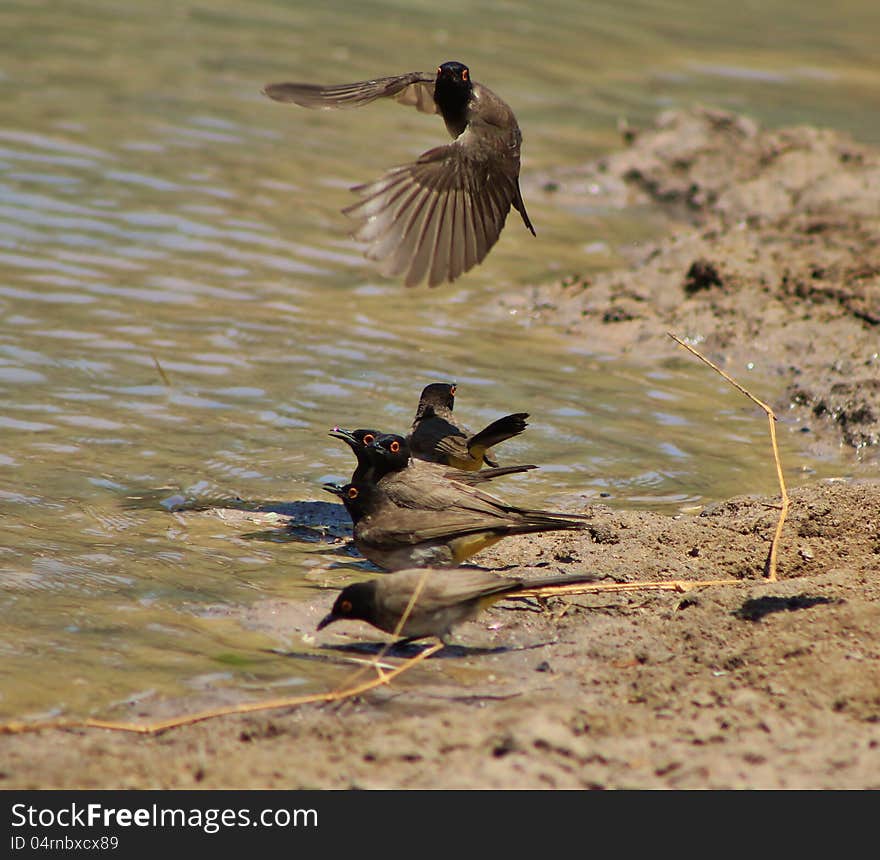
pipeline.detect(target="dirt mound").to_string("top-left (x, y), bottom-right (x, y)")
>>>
top-left (512, 107), bottom-right (880, 451)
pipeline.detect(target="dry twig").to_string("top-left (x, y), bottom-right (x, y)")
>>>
top-left (518, 578), bottom-right (739, 599)
top-left (0, 640), bottom-right (442, 736)
top-left (668, 332), bottom-right (789, 580)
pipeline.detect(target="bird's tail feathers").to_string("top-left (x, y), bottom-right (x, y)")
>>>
top-left (467, 412), bottom-right (529, 455)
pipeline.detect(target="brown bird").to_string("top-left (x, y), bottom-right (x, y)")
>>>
top-left (408, 382), bottom-right (528, 470)
top-left (317, 567), bottom-right (598, 643)
top-left (323, 434), bottom-right (588, 570)
top-left (262, 61), bottom-right (535, 288)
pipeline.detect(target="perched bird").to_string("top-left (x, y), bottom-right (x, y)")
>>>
top-left (330, 426), bottom-right (536, 486)
top-left (368, 432), bottom-right (538, 500)
top-left (408, 382), bottom-right (528, 470)
top-left (263, 61), bottom-right (535, 288)
top-left (323, 436), bottom-right (589, 570)
top-left (317, 567), bottom-right (599, 643)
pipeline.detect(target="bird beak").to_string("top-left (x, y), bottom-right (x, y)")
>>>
top-left (328, 427), bottom-right (356, 443)
top-left (316, 611), bottom-right (337, 631)
top-left (322, 483), bottom-right (345, 498)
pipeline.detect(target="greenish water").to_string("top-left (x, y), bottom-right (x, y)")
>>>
top-left (1, 0), bottom-right (878, 721)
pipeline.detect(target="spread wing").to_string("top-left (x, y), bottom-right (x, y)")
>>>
top-left (343, 133), bottom-right (523, 288)
top-left (262, 72), bottom-right (438, 114)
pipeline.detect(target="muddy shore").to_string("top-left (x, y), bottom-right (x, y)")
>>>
top-left (3, 108), bottom-right (878, 790)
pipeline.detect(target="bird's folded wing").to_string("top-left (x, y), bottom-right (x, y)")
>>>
top-left (431, 433), bottom-right (474, 462)
top-left (411, 416), bottom-right (470, 462)
top-left (407, 458), bottom-right (536, 485)
top-left (343, 139), bottom-right (521, 287)
top-left (378, 569), bottom-right (518, 614)
top-left (453, 464), bottom-right (538, 483)
top-left (390, 480), bottom-right (588, 527)
top-left (378, 470), bottom-right (510, 513)
top-left (362, 509), bottom-right (513, 544)
top-left (262, 72), bottom-right (437, 113)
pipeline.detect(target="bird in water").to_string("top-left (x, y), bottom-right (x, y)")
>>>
top-left (263, 61), bottom-right (535, 288)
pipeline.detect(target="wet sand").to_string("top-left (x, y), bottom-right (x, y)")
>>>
top-left (3, 108), bottom-right (878, 790)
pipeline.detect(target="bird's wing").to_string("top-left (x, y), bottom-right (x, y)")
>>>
top-left (452, 464), bottom-right (538, 483)
top-left (361, 507), bottom-right (508, 545)
top-left (409, 414), bottom-right (471, 463)
top-left (378, 471), bottom-right (511, 517)
top-left (343, 132), bottom-right (523, 288)
top-left (262, 72), bottom-right (438, 113)
top-left (378, 569), bottom-right (518, 614)
top-left (380, 471), bottom-right (590, 530)
top-left (402, 458), bottom-right (536, 486)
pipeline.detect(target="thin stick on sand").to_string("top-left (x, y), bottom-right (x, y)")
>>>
top-left (668, 332), bottom-right (789, 581)
top-left (0, 640), bottom-right (443, 736)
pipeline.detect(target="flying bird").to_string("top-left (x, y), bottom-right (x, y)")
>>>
top-left (263, 61), bottom-right (535, 288)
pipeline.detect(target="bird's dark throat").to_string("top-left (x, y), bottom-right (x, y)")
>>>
top-left (433, 77), bottom-right (471, 138)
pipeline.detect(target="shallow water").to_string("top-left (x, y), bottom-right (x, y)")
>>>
top-left (2, 0), bottom-right (879, 721)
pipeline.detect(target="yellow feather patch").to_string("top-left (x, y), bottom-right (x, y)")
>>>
top-left (449, 534), bottom-right (503, 564)
top-left (447, 452), bottom-right (483, 471)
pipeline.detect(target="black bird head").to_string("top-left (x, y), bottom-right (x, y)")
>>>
top-left (328, 427), bottom-right (381, 452)
top-left (317, 580), bottom-right (379, 630)
top-left (329, 427), bottom-right (386, 481)
top-left (433, 62), bottom-right (471, 134)
top-left (415, 382), bottom-right (456, 416)
top-left (369, 433), bottom-right (411, 474)
top-left (436, 61), bottom-right (470, 86)
top-left (322, 480), bottom-right (375, 524)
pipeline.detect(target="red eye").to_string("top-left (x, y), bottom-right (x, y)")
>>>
top-left (348, 487), bottom-right (359, 500)
top-left (461, 68), bottom-right (469, 81)
top-left (340, 600), bottom-right (352, 614)
top-left (436, 66), bottom-right (442, 75)
top-left (363, 434), bottom-right (375, 445)
top-left (450, 385), bottom-right (456, 395)
top-left (390, 440), bottom-right (400, 453)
